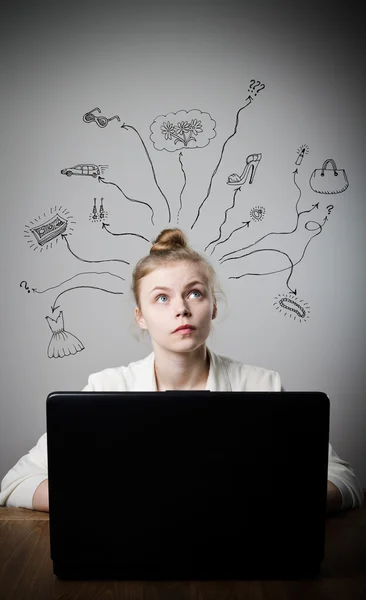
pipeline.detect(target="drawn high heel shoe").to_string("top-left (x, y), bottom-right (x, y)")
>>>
top-left (227, 153), bottom-right (262, 186)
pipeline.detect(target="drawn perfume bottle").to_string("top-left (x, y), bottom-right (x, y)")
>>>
top-left (227, 153), bottom-right (262, 186)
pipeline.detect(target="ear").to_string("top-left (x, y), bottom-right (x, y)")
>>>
top-left (135, 306), bottom-right (148, 330)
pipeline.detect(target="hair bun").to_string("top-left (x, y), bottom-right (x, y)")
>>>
top-left (150, 228), bottom-right (188, 253)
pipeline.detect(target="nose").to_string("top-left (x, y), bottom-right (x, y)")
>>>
top-left (174, 301), bottom-right (191, 318)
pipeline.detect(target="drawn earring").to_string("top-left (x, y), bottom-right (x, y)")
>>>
top-left (99, 198), bottom-right (105, 219)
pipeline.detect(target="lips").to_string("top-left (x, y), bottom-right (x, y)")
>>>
top-left (173, 325), bottom-right (196, 333)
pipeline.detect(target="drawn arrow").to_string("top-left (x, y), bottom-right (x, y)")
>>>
top-left (51, 286), bottom-right (124, 313)
top-left (177, 151), bottom-right (186, 224)
top-left (226, 247), bottom-right (297, 293)
top-left (121, 123), bottom-right (171, 222)
top-left (190, 96), bottom-right (253, 230)
top-left (62, 234), bottom-right (129, 265)
top-left (210, 221), bottom-right (251, 256)
top-left (98, 176), bottom-right (155, 225)
top-left (205, 186), bottom-right (242, 253)
top-left (218, 169), bottom-right (306, 263)
top-left (298, 203), bottom-right (319, 216)
top-left (222, 220), bottom-right (325, 285)
top-left (101, 223), bottom-right (150, 242)
top-left (33, 271), bottom-right (125, 296)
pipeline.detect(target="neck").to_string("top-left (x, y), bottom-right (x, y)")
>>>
top-left (153, 345), bottom-right (210, 391)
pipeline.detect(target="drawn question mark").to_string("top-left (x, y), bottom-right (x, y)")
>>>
top-left (326, 205), bottom-right (334, 215)
top-left (248, 79), bottom-right (255, 92)
top-left (252, 81), bottom-right (265, 96)
top-left (20, 280), bottom-right (31, 293)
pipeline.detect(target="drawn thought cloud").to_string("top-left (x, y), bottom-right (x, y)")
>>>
top-left (150, 109), bottom-right (216, 152)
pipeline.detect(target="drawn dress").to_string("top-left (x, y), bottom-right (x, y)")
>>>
top-left (46, 311), bottom-right (84, 358)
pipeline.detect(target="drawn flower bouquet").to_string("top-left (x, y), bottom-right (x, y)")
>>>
top-left (160, 118), bottom-right (203, 146)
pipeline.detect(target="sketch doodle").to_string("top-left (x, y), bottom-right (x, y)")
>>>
top-left (150, 110), bottom-right (216, 152)
top-left (61, 164), bottom-right (100, 178)
top-left (20, 78), bottom-right (352, 357)
top-left (190, 84), bottom-right (264, 230)
top-left (83, 107), bottom-right (121, 128)
top-left (46, 310), bottom-right (85, 359)
top-left (33, 272), bottom-right (126, 305)
top-left (249, 206), bottom-right (266, 222)
top-left (205, 152), bottom-right (262, 254)
top-left (209, 220), bottom-right (251, 257)
top-left (205, 186), bottom-right (243, 253)
top-left (295, 144), bottom-right (309, 166)
top-left (248, 80), bottom-right (265, 97)
top-left (217, 168), bottom-right (316, 265)
top-left (216, 170), bottom-right (329, 299)
top-left (98, 176), bottom-right (157, 225)
top-left (24, 207), bottom-right (75, 251)
top-left (177, 152), bottom-right (186, 224)
top-left (121, 121), bottom-right (172, 223)
top-left (273, 293), bottom-right (310, 323)
top-left (309, 158), bottom-right (349, 194)
top-left (90, 198), bottom-right (108, 223)
top-left (101, 222), bottom-right (150, 243)
top-left (219, 212), bottom-right (328, 297)
top-left (227, 153), bottom-right (262, 186)
top-left (20, 281), bottom-right (35, 294)
top-left (61, 233), bottom-right (130, 266)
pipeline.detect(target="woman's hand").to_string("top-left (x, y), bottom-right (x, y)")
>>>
top-left (326, 480), bottom-right (343, 515)
top-left (32, 479), bottom-right (49, 512)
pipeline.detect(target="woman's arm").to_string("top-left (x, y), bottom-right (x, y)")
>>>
top-left (32, 479), bottom-right (49, 512)
top-left (326, 480), bottom-right (343, 515)
top-left (327, 443), bottom-right (364, 511)
top-left (0, 434), bottom-right (48, 510)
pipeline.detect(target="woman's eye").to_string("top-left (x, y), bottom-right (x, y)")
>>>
top-left (156, 295), bottom-right (168, 303)
top-left (189, 290), bottom-right (202, 298)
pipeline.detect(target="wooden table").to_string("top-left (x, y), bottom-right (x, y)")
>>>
top-left (1, 493), bottom-right (365, 600)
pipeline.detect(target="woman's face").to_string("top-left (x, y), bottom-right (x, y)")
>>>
top-left (135, 261), bottom-right (217, 355)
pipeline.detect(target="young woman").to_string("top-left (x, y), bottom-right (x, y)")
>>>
top-left (0, 229), bottom-right (363, 513)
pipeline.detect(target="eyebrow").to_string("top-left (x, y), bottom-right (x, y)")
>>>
top-left (149, 280), bottom-right (206, 294)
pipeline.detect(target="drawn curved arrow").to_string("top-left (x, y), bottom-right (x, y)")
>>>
top-left (205, 186), bottom-right (242, 253)
top-left (177, 152), bottom-right (186, 224)
top-left (51, 287), bottom-right (124, 313)
top-left (190, 96), bottom-right (252, 230)
top-left (226, 247), bottom-right (296, 293)
top-left (101, 223), bottom-right (150, 242)
top-left (62, 234), bottom-right (129, 265)
top-left (121, 123), bottom-right (171, 222)
top-left (223, 220), bottom-right (325, 289)
top-left (33, 271), bottom-right (125, 295)
top-left (98, 177), bottom-right (155, 225)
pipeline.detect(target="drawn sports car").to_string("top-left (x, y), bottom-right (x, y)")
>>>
top-left (61, 164), bottom-right (100, 178)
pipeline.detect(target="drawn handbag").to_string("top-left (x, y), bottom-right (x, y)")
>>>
top-left (309, 159), bottom-right (349, 194)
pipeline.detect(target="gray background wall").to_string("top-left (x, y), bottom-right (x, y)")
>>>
top-left (1, 0), bottom-right (365, 488)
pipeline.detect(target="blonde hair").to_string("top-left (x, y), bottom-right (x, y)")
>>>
top-left (132, 228), bottom-right (225, 313)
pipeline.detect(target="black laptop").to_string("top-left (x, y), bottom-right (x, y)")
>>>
top-left (46, 391), bottom-right (330, 580)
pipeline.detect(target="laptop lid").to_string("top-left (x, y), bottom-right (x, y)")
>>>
top-left (46, 391), bottom-right (329, 580)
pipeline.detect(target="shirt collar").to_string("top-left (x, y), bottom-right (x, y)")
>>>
top-left (132, 347), bottom-right (232, 392)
